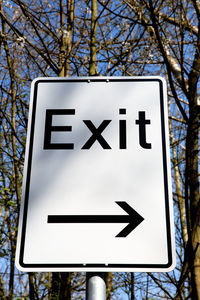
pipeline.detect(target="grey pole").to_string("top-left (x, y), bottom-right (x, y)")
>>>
top-left (86, 273), bottom-right (106, 300)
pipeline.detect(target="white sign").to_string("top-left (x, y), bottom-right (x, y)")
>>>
top-left (16, 77), bottom-right (176, 272)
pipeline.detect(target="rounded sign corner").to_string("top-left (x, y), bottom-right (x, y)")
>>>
top-left (31, 77), bottom-right (45, 86)
top-left (155, 76), bottom-right (167, 86)
top-left (165, 259), bottom-right (177, 273)
top-left (159, 255), bottom-right (176, 273)
top-left (15, 258), bottom-right (26, 273)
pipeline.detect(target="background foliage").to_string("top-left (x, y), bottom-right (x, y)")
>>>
top-left (0, 0), bottom-right (200, 299)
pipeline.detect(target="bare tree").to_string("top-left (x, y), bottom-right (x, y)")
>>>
top-left (1, 0), bottom-right (199, 298)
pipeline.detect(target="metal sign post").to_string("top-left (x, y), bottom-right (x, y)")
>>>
top-left (86, 273), bottom-right (106, 300)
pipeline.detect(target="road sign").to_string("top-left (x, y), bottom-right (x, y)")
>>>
top-left (16, 77), bottom-right (176, 272)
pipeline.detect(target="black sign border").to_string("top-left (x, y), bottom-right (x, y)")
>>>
top-left (19, 77), bottom-right (173, 270)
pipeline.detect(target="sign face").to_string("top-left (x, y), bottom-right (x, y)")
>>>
top-left (16, 77), bottom-right (176, 272)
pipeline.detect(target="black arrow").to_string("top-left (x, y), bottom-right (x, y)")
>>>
top-left (47, 201), bottom-right (144, 237)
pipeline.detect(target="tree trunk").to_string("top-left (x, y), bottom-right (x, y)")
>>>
top-left (0, 275), bottom-right (6, 300)
top-left (59, 0), bottom-right (74, 77)
top-left (66, 0), bottom-right (75, 76)
top-left (89, 0), bottom-right (98, 75)
top-left (105, 272), bottom-right (112, 300)
top-left (29, 273), bottom-right (35, 300)
top-left (131, 273), bottom-right (134, 300)
top-left (51, 272), bottom-right (60, 299)
top-left (60, 273), bottom-right (71, 300)
top-left (186, 30), bottom-right (200, 296)
top-left (186, 102), bottom-right (200, 299)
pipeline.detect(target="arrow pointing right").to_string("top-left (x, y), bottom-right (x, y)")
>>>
top-left (48, 201), bottom-right (144, 238)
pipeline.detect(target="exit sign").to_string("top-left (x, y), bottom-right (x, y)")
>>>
top-left (16, 77), bottom-right (176, 272)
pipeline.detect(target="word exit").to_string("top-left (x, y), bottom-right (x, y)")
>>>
top-left (43, 109), bottom-right (152, 150)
